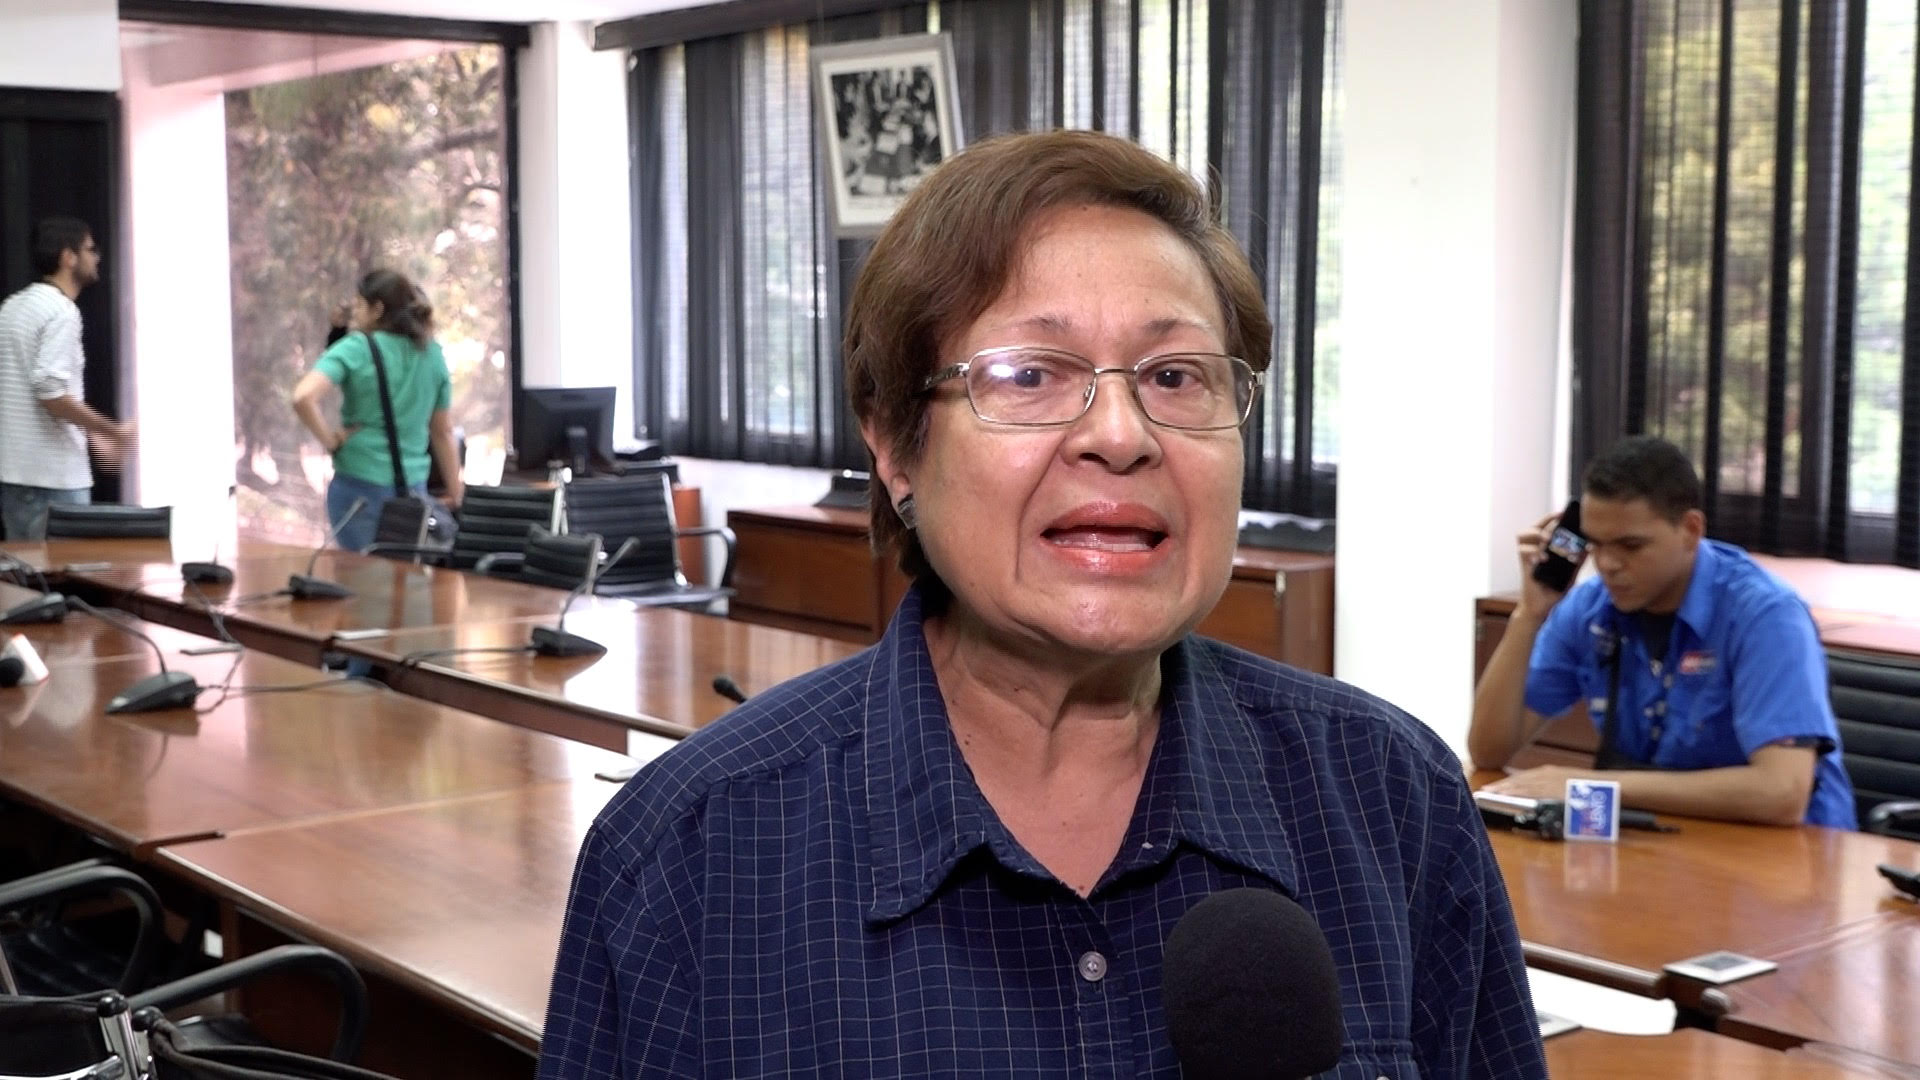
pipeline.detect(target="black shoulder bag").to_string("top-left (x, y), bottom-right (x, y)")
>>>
top-left (363, 332), bottom-right (454, 545)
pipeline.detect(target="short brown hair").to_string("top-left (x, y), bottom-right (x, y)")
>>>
top-left (845, 129), bottom-right (1273, 581)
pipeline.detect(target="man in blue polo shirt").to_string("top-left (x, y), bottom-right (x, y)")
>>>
top-left (1471, 437), bottom-right (1856, 828)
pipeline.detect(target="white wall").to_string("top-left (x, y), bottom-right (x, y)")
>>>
top-left (120, 41), bottom-right (237, 523)
top-left (1336, 0), bottom-right (1576, 754)
top-left (517, 21), bottom-right (636, 439)
top-left (0, 0), bottom-right (118, 91)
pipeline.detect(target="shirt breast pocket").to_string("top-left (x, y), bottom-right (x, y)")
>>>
top-left (1326, 1042), bottom-right (1421, 1080)
top-left (1671, 671), bottom-right (1741, 761)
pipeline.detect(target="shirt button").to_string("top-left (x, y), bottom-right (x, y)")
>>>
top-left (1076, 951), bottom-right (1108, 982)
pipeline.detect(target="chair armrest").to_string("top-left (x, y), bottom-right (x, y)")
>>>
top-left (129, 944), bottom-right (367, 1063)
top-left (677, 525), bottom-right (737, 589)
top-left (0, 862), bottom-right (165, 992)
top-left (474, 552), bottom-right (525, 576)
top-left (1866, 800), bottom-right (1920, 836)
top-left (362, 543), bottom-right (450, 565)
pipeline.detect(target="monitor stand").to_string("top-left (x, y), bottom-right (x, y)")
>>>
top-left (566, 425), bottom-right (592, 479)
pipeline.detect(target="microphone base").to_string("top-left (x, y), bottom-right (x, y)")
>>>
top-left (287, 574), bottom-right (353, 600)
top-left (1, 593), bottom-right (68, 625)
top-left (531, 625), bottom-right (606, 658)
top-left (107, 670), bottom-right (201, 714)
top-left (182, 561), bottom-right (234, 586)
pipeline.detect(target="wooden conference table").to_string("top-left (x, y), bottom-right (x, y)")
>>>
top-left (0, 639), bottom-right (628, 856)
top-left (10, 538), bottom-right (858, 753)
top-left (1478, 769), bottom-right (1920, 1072)
top-left (1545, 1028), bottom-right (1904, 1079)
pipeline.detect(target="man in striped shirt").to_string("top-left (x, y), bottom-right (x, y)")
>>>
top-left (0, 217), bottom-right (134, 540)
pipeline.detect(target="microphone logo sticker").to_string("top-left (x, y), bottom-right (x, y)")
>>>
top-left (1563, 778), bottom-right (1621, 843)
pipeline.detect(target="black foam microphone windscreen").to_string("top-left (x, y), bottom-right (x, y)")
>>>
top-left (0, 655), bottom-right (22, 688)
top-left (1162, 888), bottom-right (1345, 1079)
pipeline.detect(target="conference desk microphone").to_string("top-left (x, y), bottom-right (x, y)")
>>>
top-left (712, 674), bottom-right (748, 705)
top-left (530, 537), bottom-right (639, 658)
top-left (0, 552), bottom-right (66, 625)
top-left (182, 485), bottom-right (238, 586)
top-left (1474, 791), bottom-right (1676, 839)
top-left (65, 597), bottom-right (201, 714)
top-left (287, 497), bottom-right (367, 600)
top-left (1162, 889), bottom-right (1345, 1080)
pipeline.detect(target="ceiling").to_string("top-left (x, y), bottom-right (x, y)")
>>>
top-left (169, 0), bottom-right (728, 23)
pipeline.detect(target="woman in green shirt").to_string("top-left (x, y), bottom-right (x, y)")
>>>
top-left (292, 269), bottom-right (463, 552)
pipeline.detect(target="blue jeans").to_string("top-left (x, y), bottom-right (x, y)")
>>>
top-left (325, 472), bottom-right (424, 553)
top-left (1, 483), bottom-right (90, 541)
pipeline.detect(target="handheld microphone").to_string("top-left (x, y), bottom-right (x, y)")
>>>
top-left (1474, 791), bottom-right (1674, 837)
top-left (1162, 889), bottom-right (1345, 1080)
top-left (530, 536), bottom-right (638, 658)
top-left (183, 485), bottom-right (238, 585)
top-left (65, 598), bottom-right (200, 714)
top-left (712, 674), bottom-right (747, 704)
top-left (288, 496), bottom-right (367, 599)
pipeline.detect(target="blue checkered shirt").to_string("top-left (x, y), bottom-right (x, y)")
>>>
top-left (538, 586), bottom-right (1545, 1079)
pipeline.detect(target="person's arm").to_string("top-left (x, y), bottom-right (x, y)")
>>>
top-left (537, 824), bottom-right (701, 1079)
top-left (1469, 512), bottom-right (1578, 770)
top-left (429, 408), bottom-right (463, 509)
top-left (32, 311), bottom-right (134, 464)
top-left (292, 369), bottom-right (348, 453)
top-left (1481, 746), bottom-right (1818, 826)
top-left (1411, 771), bottom-right (1548, 1079)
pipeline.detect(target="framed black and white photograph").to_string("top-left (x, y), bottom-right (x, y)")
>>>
top-left (811, 33), bottom-right (964, 238)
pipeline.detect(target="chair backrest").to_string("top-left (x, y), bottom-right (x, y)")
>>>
top-left (515, 528), bottom-right (601, 593)
top-left (447, 486), bottom-right (557, 570)
top-left (559, 474), bottom-right (684, 589)
top-left (44, 505), bottom-right (171, 541)
top-left (1828, 649), bottom-right (1920, 838)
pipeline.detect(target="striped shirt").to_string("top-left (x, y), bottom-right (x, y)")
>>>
top-left (0, 282), bottom-right (89, 490)
top-left (539, 585), bottom-right (1546, 1079)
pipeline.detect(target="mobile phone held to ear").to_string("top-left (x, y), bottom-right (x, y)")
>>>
top-left (1531, 498), bottom-right (1587, 593)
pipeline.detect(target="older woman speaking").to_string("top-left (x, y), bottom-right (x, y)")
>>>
top-left (539, 131), bottom-right (1544, 1080)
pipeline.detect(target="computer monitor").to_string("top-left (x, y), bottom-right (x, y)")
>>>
top-left (521, 387), bottom-right (618, 478)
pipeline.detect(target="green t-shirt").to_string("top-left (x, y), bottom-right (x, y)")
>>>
top-left (313, 330), bottom-right (452, 488)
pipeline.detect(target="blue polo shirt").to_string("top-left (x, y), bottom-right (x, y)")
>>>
top-left (1525, 539), bottom-right (1856, 828)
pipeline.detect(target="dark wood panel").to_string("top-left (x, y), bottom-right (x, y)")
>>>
top-left (727, 505), bottom-right (1336, 674)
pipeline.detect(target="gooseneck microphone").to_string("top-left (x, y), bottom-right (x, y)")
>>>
top-left (287, 497), bottom-right (367, 600)
top-left (65, 598), bottom-right (201, 714)
top-left (531, 536), bottom-right (638, 657)
top-left (1162, 889), bottom-right (1345, 1080)
top-left (0, 552), bottom-right (67, 625)
top-left (712, 675), bottom-right (747, 704)
top-left (182, 484), bottom-right (239, 586)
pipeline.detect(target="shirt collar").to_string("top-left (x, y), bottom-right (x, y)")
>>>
top-left (1673, 538), bottom-right (1724, 639)
top-left (861, 585), bottom-right (1300, 925)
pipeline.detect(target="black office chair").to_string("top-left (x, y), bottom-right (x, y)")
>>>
top-left (1827, 649), bottom-right (1920, 840)
top-left (475, 527), bottom-right (597, 590)
top-left (0, 865), bottom-right (367, 1064)
top-left (559, 473), bottom-right (735, 610)
top-left (442, 486), bottom-right (557, 571)
top-left (44, 506), bottom-right (172, 541)
top-left (0, 861), bottom-right (168, 998)
top-left (0, 946), bottom-right (381, 1078)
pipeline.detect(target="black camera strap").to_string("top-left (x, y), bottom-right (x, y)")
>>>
top-left (363, 331), bottom-right (411, 498)
top-left (1593, 644), bottom-right (1637, 770)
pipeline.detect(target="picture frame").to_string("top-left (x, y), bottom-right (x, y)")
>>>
top-left (811, 33), bottom-right (965, 238)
